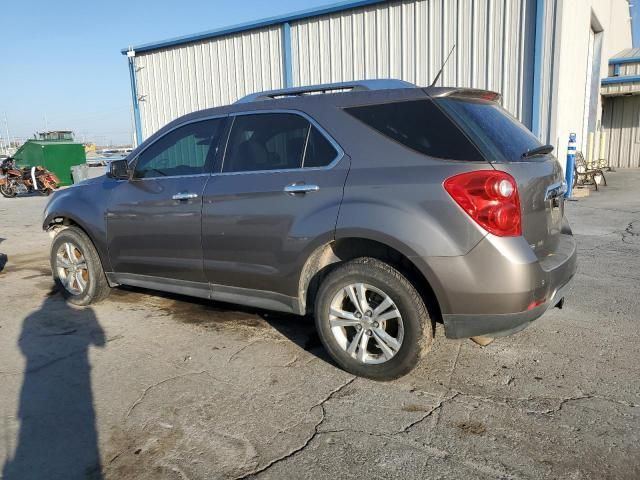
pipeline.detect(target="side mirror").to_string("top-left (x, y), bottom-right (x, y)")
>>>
top-left (107, 159), bottom-right (131, 180)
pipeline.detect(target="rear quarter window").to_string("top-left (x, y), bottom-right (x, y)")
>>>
top-left (435, 98), bottom-right (543, 162)
top-left (344, 99), bottom-right (485, 161)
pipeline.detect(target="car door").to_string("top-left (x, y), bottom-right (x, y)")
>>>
top-left (106, 117), bottom-right (226, 292)
top-left (201, 111), bottom-right (349, 304)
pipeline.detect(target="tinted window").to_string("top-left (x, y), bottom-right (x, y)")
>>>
top-left (436, 98), bottom-right (542, 162)
top-left (303, 126), bottom-right (338, 168)
top-left (345, 100), bottom-right (484, 161)
top-left (223, 114), bottom-right (309, 173)
top-left (135, 118), bottom-right (224, 178)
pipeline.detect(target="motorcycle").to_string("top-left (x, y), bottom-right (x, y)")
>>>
top-left (0, 158), bottom-right (60, 198)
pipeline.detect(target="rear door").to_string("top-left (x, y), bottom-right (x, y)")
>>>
top-left (106, 117), bottom-right (226, 283)
top-left (436, 97), bottom-right (565, 257)
top-left (202, 111), bottom-right (348, 299)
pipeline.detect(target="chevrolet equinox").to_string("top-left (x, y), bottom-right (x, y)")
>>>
top-left (44, 80), bottom-right (577, 380)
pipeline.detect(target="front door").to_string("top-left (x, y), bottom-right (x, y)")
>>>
top-left (107, 117), bottom-right (226, 287)
top-left (202, 112), bottom-right (349, 301)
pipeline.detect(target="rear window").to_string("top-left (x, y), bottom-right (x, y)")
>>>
top-left (436, 98), bottom-right (543, 162)
top-left (344, 100), bottom-right (485, 161)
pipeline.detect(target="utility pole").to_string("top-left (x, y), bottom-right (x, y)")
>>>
top-left (4, 113), bottom-right (11, 153)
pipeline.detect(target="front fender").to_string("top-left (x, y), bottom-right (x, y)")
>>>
top-left (43, 178), bottom-right (115, 272)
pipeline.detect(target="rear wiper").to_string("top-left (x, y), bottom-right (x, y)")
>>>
top-left (521, 144), bottom-right (554, 158)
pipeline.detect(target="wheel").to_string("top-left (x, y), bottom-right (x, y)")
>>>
top-left (50, 226), bottom-right (111, 306)
top-left (0, 183), bottom-right (16, 198)
top-left (314, 258), bottom-right (434, 380)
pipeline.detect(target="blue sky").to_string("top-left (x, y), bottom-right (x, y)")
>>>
top-left (0, 0), bottom-right (331, 146)
top-left (2, 1), bottom-right (639, 146)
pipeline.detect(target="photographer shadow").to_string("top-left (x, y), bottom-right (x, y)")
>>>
top-left (3, 292), bottom-right (105, 480)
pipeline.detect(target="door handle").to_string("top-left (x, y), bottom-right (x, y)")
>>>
top-left (284, 183), bottom-right (320, 195)
top-left (172, 192), bottom-right (199, 201)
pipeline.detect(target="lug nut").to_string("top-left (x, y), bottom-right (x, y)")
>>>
top-left (372, 321), bottom-right (379, 328)
top-left (355, 312), bottom-right (362, 319)
top-left (356, 325), bottom-right (362, 331)
top-left (366, 329), bottom-right (372, 336)
top-left (365, 310), bottom-right (373, 317)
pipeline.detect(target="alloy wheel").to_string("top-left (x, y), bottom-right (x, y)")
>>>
top-left (329, 283), bottom-right (404, 364)
top-left (56, 242), bottom-right (89, 295)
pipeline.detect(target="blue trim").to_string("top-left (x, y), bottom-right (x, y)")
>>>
top-left (609, 56), bottom-right (640, 65)
top-left (530, 0), bottom-right (545, 138)
top-left (120, 0), bottom-right (387, 55)
top-left (601, 75), bottom-right (640, 85)
top-left (282, 22), bottom-right (293, 88)
top-left (127, 55), bottom-right (143, 146)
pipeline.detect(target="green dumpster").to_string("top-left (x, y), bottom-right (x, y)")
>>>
top-left (14, 140), bottom-right (86, 186)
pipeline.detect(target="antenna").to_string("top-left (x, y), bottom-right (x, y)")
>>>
top-left (430, 45), bottom-right (456, 87)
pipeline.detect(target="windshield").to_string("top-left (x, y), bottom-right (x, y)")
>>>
top-left (436, 97), bottom-right (544, 162)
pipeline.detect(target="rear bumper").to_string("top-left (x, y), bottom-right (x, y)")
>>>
top-left (442, 276), bottom-right (573, 339)
top-left (422, 231), bottom-right (577, 339)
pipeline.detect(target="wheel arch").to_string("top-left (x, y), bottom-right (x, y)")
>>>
top-left (298, 235), bottom-right (445, 322)
top-left (44, 213), bottom-right (113, 275)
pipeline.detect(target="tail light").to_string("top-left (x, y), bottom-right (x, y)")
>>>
top-left (444, 170), bottom-right (521, 237)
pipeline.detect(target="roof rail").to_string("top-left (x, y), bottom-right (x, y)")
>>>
top-left (235, 79), bottom-right (415, 103)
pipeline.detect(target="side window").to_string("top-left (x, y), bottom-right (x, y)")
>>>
top-left (303, 126), bottom-right (338, 168)
top-left (344, 100), bottom-right (485, 161)
top-left (134, 118), bottom-right (225, 178)
top-left (223, 113), bottom-right (309, 173)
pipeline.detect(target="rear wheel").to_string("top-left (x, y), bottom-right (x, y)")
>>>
top-left (314, 258), bottom-right (433, 380)
top-left (50, 226), bottom-right (111, 306)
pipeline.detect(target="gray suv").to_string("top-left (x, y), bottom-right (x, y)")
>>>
top-left (44, 80), bottom-right (577, 380)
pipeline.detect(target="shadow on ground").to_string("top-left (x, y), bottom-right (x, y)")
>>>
top-left (0, 237), bottom-right (6, 272)
top-left (2, 291), bottom-right (105, 480)
top-left (110, 285), bottom-right (334, 364)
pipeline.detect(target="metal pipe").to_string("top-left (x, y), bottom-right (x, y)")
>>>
top-left (127, 49), bottom-right (143, 146)
top-left (565, 133), bottom-right (577, 198)
top-left (531, 0), bottom-right (545, 138)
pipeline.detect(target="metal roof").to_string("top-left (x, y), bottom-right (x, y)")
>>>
top-left (609, 48), bottom-right (640, 65)
top-left (121, 0), bottom-right (388, 55)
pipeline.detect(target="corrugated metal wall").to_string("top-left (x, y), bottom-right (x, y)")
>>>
top-left (134, 26), bottom-right (283, 138)
top-left (602, 96), bottom-right (640, 168)
top-left (538, 0), bottom-right (560, 145)
top-left (131, 0), bottom-right (548, 140)
top-left (290, 0), bottom-right (536, 126)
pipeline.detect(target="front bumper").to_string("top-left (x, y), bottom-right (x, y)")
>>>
top-left (424, 231), bottom-right (577, 339)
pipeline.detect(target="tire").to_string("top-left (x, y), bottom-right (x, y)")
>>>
top-left (50, 226), bottom-right (111, 306)
top-left (0, 183), bottom-right (16, 198)
top-left (314, 257), bottom-right (434, 380)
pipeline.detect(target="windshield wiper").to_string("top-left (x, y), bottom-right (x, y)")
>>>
top-left (521, 144), bottom-right (554, 158)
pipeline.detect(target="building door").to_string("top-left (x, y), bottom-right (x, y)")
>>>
top-left (581, 23), bottom-right (603, 158)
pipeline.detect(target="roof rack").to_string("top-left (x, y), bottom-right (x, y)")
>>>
top-left (235, 79), bottom-right (415, 103)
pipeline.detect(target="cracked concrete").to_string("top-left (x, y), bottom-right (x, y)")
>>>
top-left (0, 170), bottom-right (639, 479)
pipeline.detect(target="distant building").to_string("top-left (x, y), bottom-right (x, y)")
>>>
top-left (35, 131), bottom-right (74, 142)
top-left (601, 48), bottom-right (640, 168)
top-left (122, 0), bottom-right (634, 170)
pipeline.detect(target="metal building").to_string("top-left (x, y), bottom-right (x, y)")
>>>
top-left (601, 48), bottom-right (640, 168)
top-left (122, 0), bottom-right (633, 170)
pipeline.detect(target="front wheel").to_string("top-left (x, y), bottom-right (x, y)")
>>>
top-left (50, 226), bottom-right (111, 306)
top-left (314, 258), bottom-right (434, 380)
top-left (0, 183), bottom-right (16, 198)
